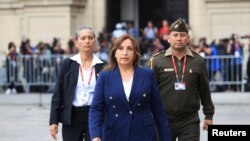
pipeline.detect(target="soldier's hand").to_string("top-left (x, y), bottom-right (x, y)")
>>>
top-left (203, 119), bottom-right (213, 130)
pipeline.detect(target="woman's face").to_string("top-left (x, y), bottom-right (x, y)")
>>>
top-left (115, 38), bottom-right (135, 67)
top-left (75, 29), bottom-right (95, 53)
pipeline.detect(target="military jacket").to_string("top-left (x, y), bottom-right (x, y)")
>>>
top-left (148, 47), bottom-right (214, 121)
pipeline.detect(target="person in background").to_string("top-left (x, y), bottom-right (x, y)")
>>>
top-left (19, 39), bottom-right (33, 92)
top-left (95, 39), bottom-right (109, 64)
top-left (227, 33), bottom-right (244, 91)
top-left (158, 19), bottom-right (170, 49)
top-left (5, 42), bottom-right (19, 95)
top-left (246, 37), bottom-right (250, 84)
top-left (51, 38), bottom-right (65, 82)
top-left (127, 21), bottom-right (139, 39)
top-left (195, 37), bottom-right (211, 58)
top-left (112, 23), bottom-right (127, 42)
top-left (152, 37), bottom-right (165, 55)
top-left (49, 26), bottom-right (104, 141)
top-left (66, 36), bottom-right (78, 54)
top-left (148, 18), bottom-right (214, 141)
top-left (208, 39), bottom-right (222, 92)
top-left (157, 19), bottom-right (170, 38)
top-left (51, 38), bottom-right (65, 55)
top-left (143, 20), bottom-right (158, 42)
top-left (89, 34), bottom-right (171, 141)
top-left (143, 20), bottom-right (158, 53)
top-left (20, 38), bottom-right (33, 55)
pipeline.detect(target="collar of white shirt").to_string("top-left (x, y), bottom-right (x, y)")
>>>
top-left (70, 53), bottom-right (103, 67)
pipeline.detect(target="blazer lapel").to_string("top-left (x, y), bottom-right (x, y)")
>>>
top-left (129, 67), bottom-right (144, 107)
top-left (66, 61), bottom-right (79, 101)
top-left (111, 68), bottom-right (130, 109)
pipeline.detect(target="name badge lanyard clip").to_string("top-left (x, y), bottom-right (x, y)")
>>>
top-left (79, 65), bottom-right (94, 89)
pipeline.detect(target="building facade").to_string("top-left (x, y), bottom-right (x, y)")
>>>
top-left (1, 0), bottom-right (250, 53)
top-left (189, 0), bottom-right (250, 43)
top-left (0, 0), bottom-right (106, 52)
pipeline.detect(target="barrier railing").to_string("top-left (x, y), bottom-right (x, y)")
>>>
top-left (0, 54), bottom-right (246, 93)
top-left (1, 54), bottom-right (71, 93)
top-left (203, 55), bottom-right (245, 92)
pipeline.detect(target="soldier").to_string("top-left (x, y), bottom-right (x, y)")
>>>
top-left (148, 18), bottom-right (214, 141)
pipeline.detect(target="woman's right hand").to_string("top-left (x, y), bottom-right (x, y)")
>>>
top-left (50, 124), bottom-right (58, 140)
top-left (92, 137), bottom-right (101, 141)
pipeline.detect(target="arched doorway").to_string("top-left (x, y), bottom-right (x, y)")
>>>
top-left (106, 0), bottom-right (189, 33)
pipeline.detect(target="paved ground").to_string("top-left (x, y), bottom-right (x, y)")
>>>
top-left (0, 92), bottom-right (250, 141)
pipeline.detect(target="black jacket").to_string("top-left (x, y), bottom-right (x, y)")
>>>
top-left (49, 58), bottom-right (103, 125)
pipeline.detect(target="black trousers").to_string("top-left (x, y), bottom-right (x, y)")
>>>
top-left (169, 113), bottom-right (200, 141)
top-left (62, 106), bottom-right (90, 141)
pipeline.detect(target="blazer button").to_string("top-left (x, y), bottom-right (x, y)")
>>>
top-left (109, 96), bottom-right (113, 100)
top-left (129, 111), bottom-right (133, 115)
top-left (113, 105), bottom-right (116, 108)
top-left (115, 114), bottom-right (119, 117)
top-left (143, 93), bottom-right (147, 97)
top-left (137, 103), bottom-right (141, 106)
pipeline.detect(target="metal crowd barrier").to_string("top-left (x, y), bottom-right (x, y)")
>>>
top-left (0, 54), bottom-right (246, 93)
top-left (1, 54), bottom-right (71, 93)
top-left (204, 55), bottom-right (245, 92)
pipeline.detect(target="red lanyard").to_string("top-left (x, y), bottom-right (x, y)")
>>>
top-left (171, 55), bottom-right (187, 82)
top-left (79, 65), bottom-right (94, 87)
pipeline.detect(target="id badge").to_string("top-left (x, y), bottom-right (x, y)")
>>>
top-left (80, 91), bottom-right (90, 101)
top-left (175, 82), bottom-right (186, 90)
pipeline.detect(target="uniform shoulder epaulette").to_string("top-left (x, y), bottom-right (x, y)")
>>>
top-left (191, 50), bottom-right (200, 56)
top-left (152, 50), bottom-right (165, 57)
top-left (148, 50), bottom-right (165, 69)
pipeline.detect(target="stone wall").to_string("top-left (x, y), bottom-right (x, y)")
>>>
top-left (1, 0), bottom-right (249, 52)
top-left (0, 0), bottom-right (106, 53)
top-left (189, 0), bottom-right (250, 44)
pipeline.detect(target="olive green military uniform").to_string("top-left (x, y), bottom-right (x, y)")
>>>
top-left (148, 47), bottom-right (214, 141)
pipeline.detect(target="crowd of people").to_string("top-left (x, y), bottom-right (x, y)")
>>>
top-left (3, 18), bottom-right (250, 94)
top-left (3, 37), bottom-right (75, 94)
top-left (97, 20), bottom-right (250, 92)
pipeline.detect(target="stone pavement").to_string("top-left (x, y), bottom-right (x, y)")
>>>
top-left (0, 92), bottom-right (250, 141)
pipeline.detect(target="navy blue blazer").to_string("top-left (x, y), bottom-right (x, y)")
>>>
top-left (89, 66), bottom-right (171, 141)
top-left (49, 58), bottom-right (103, 125)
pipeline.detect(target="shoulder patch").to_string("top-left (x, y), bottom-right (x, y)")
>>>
top-left (148, 57), bottom-right (154, 69)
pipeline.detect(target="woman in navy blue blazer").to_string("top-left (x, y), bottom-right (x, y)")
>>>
top-left (89, 34), bottom-right (171, 141)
